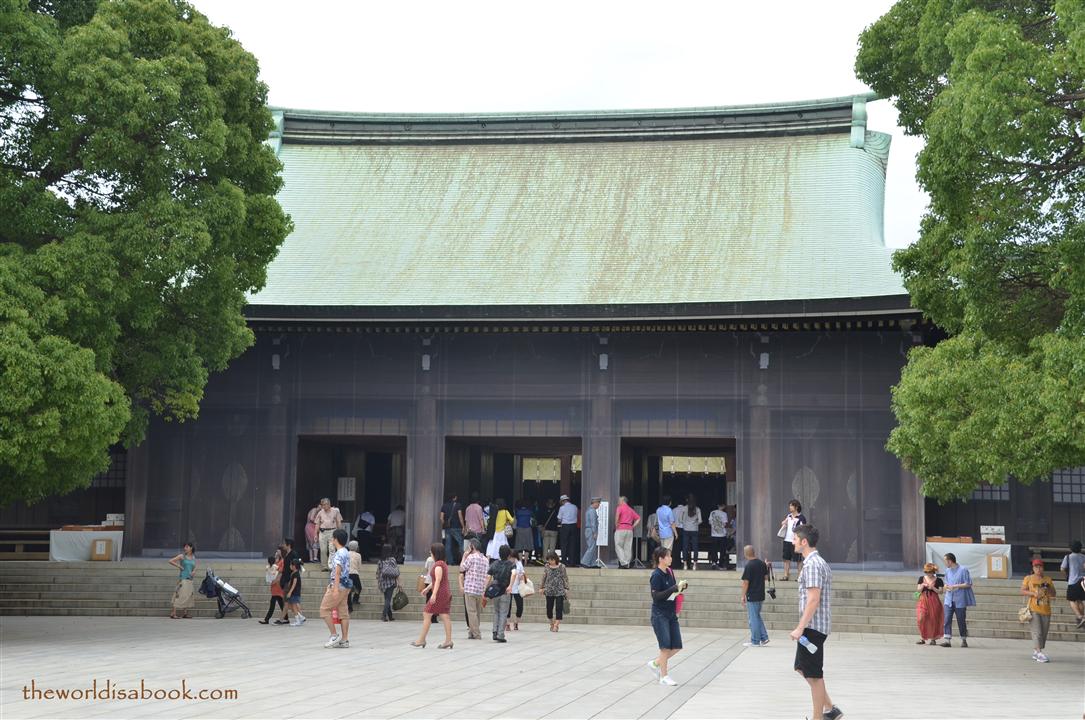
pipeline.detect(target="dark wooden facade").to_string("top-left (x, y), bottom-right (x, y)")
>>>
top-left (124, 317), bottom-right (931, 567)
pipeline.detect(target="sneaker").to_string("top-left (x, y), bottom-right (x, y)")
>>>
top-left (645, 659), bottom-right (661, 678)
top-left (289, 618), bottom-right (300, 626)
top-left (961, 638), bottom-right (968, 648)
top-left (659, 675), bottom-right (677, 686)
top-left (1031, 650), bottom-right (1038, 660)
top-left (1035, 652), bottom-right (1050, 663)
top-left (324, 635), bottom-right (341, 648)
top-left (1076, 617), bottom-right (1085, 629)
top-left (939, 640), bottom-right (951, 647)
top-left (822, 706), bottom-right (844, 720)
top-left (297, 615), bottom-right (306, 625)
top-left (742, 641), bottom-right (760, 647)
top-left (759, 639), bottom-right (770, 646)
top-left (335, 640), bottom-right (350, 649)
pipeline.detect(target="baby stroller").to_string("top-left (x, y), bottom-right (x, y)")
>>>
top-left (198, 569), bottom-right (252, 619)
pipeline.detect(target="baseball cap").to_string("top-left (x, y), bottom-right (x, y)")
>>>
top-left (559, 494), bottom-right (569, 501)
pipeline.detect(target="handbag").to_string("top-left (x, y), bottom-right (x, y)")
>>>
top-left (562, 596), bottom-right (571, 615)
top-left (519, 578), bottom-right (536, 597)
top-left (777, 520), bottom-right (788, 539)
top-left (674, 593), bottom-right (684, 615)
top-left (392, 587), bottom-right (409, 611)
top-left (504, 524), bottom-right (514, 539)
top-left (416, 574), bottom-right (427, 594)
top-left (1017, 605), bottom-right (1032, 623)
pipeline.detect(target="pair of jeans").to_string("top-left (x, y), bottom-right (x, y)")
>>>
top-left (491, 593), bottom-right (512, 639)
top-left (545, 594), bottom-right (564, 620)
top-left (512, 593), bottom-right (523, 619)
top-left (444, 528), bottom-right (463, 565)
top-left (264, 596), bottom-right (285, 622)
top-left (581, 532), bottom-right (598, 567)
top-left (943, 602), bottom-right (968, 638)
top-left (746, 601), bottom-right (768, 644)
top-left (680, 530), bottom-right (699, 567)
top-left (559, 525), bottom-right (578, 566)
top-left (382, 586), bottom-right (395, 619)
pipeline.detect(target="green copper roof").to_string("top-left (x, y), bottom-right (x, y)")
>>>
top-left (250, 96), bottom-right (904, 309)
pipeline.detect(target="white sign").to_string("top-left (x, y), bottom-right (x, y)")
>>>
top-left (337, 477), bottom-right (356, 502)
top-left (596, 501), bottom-right (609, 546)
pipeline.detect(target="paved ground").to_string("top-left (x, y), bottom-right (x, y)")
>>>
top-left (1, 616), bottom-right (1081, 719)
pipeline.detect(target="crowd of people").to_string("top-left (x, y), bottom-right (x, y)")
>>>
top-left (165, 492), bottom-right (1084, 710)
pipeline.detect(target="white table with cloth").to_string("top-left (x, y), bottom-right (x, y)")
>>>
top-left (49, 530), bottom-right (124, 561)
top-left (924, 541), bottom-right (1011, 579)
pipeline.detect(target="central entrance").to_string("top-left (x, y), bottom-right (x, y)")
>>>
top-left (444, 437), bottom-right (582, 508)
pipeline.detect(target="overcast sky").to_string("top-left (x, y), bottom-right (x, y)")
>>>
top-left (192, 0), bottom-right (927, 249)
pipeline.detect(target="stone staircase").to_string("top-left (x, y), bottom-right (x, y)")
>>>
top-left (1, 561), bottom-right (1082, 642)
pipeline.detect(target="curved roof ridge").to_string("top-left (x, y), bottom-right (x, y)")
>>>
top-left (270, 92), bottom-right (879, 123)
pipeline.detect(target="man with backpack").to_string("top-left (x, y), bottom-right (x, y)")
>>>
top-left (487, 545), bottom-right (515, 643)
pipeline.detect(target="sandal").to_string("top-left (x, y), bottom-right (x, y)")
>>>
top-left (915, 639), bottom-right (926, 644)
top-left (513, 621), bottom-right (519, 631)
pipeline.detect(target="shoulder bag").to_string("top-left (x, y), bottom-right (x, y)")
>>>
top-left (1017, 605), bottom-right (1032, 623)
top-left (519, 577), bottom-right (536, 597)
top-left (392, 586), bottom-right (409, 611)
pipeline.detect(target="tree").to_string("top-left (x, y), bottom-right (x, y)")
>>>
top-left (0, 0), bottom-right (291, 504)
top-left (856, 0), bottom-right (1085, 501)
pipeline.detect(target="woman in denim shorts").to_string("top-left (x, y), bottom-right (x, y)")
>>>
top-left (646, 547), bottom-right (687, 686)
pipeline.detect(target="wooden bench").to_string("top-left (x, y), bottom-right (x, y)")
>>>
top-left (1028, 546), bottom-right (1069, 577)
top-left (0, 528), bottom-right (51, 561)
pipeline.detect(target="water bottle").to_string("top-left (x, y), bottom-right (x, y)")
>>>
top-left (798, 635), bottom-right (818, 654)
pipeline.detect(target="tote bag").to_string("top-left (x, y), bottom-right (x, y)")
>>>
top-left (392, 587), bottom-right (409, 611)
top-left (519, 578), bottom-right (536, 597)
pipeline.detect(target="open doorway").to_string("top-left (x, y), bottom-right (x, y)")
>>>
top-left (445, 437), bottom-right (582, 563)
top-left (621, 438), bottom-right (736, 568)
top-left (295, 436), bottom-right (406, 561)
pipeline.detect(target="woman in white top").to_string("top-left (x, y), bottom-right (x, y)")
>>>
top-left (679, 495), bottom-right (702, 571)
top-left (779, 499), bottom-right (807, 581)
top-left (506, 549), bottom-right (527, 631)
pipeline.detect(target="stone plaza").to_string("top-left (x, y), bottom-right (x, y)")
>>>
top-left (1, 615), bottom-right (1080, 719)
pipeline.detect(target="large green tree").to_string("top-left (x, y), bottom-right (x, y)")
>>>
top-left (0, 0), bottom-right (290, 504)
top-left (856, 1), bottom-right (1085, 501)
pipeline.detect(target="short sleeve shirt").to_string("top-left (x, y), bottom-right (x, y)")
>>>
top-left (441, 501), bottom-right (462, 529)
top-left (656, 506), bottom-right (675, 538)
top-left (1021, 574), bottom-right (1055, 615)
top-left (797, 550), bottom-right (832, 635)
top-left (650, 568), bottom-right (678, 616)
top-left (329, 547), bottom-right (351, 588)
top-left (460, 552), bottom-right (489, 595)
top-left (741, 558), bottom-right (768, 602)
top-left (709, 510), bottom-right (729, 536)
top-left (315, 507), bottom-right (342, 530)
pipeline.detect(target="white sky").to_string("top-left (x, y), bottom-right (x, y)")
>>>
top-left (191, 0), bottom-right (927, 249)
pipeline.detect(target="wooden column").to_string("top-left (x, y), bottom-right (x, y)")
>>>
top-left (124, 439), bottom-right (150, 556)
top-left (408, 395), bottom-right (441, 561)
top-left (746, 385), bottom-right (774, 561)
top-left (900, 467), bottom-right (925, 567)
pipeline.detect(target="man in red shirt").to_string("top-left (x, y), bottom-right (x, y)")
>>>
top-left (614, 496), bottom-right (641, 569)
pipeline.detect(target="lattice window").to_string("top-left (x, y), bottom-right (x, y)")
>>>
top-left (971, 482), bottom-right (1009, 501)
top-left (1052, 467), bottom-right (1084, 504)
top-left (91, 450), bottom-right (126, 488)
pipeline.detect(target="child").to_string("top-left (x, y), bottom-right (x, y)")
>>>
top-left (259, 552), bottom-right (287, 624)
top-left (286, 557), bottom-right (306, 625)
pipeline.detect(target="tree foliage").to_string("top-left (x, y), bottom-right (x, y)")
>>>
top-left (857, 0), bottom-right (1085, 501)
top-left (0, 0), bottom-right (291, 504)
